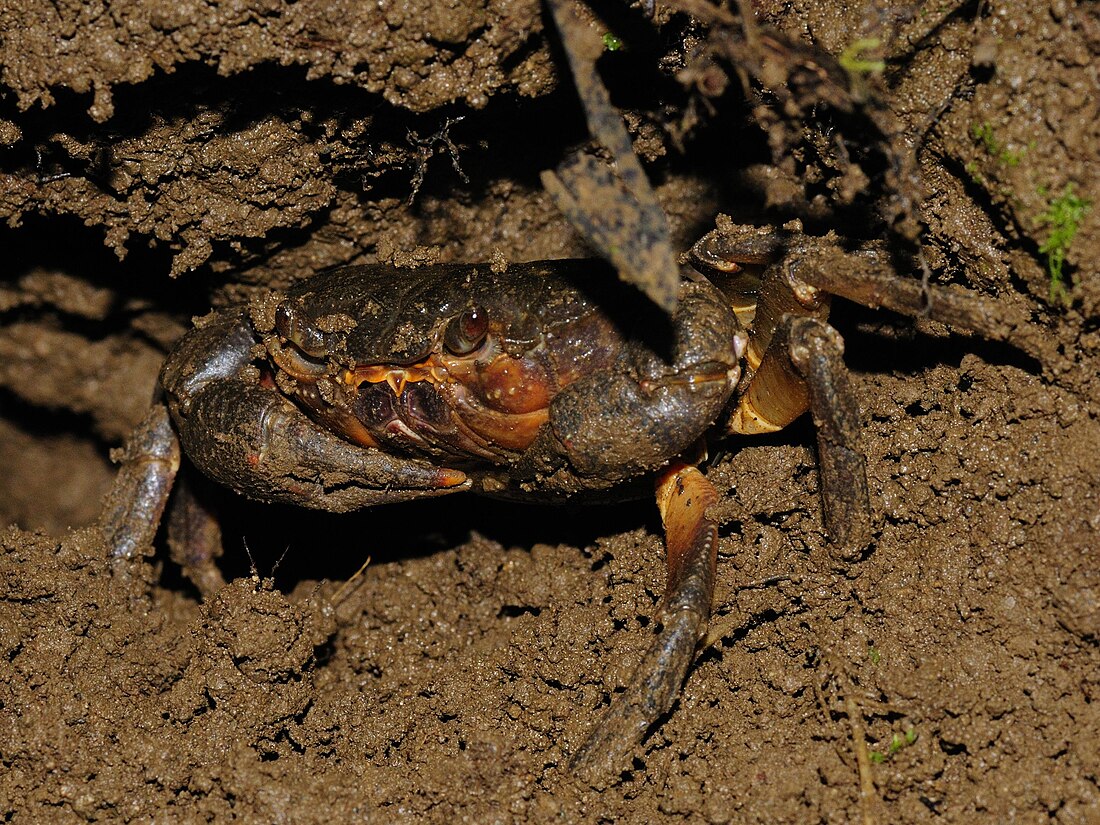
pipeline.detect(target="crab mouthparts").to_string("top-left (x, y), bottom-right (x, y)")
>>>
top-left (344, 362), bottom-right (445, 397)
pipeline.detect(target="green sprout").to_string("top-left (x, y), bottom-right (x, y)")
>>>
top-left (964, 160), bottom-right (986, 187)
top-left (869, 727), bottom-right (918, 764)
top-left (868, 645), bottom-right (882, 665)
top-left (839, 38), bottom-right (886, 74)
top-left (602, 32), bottom-right (623, 52)
top-left (1036, 184), bottom-right (1091, 304)
top-left (970, 122), bottom-right (1026, 167)
top-left (971, 122), bottom-right (1001, 159)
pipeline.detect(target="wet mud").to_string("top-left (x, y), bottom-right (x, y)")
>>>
top-left (2, 0), bottom-right (1098, 822)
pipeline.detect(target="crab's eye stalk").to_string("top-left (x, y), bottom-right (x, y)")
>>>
top-left (443, 305), bottom-right (489, 355)
top-left (285, 343), bottom-right (328, 374)
top-left (271, 340), bottom-right (329, 379)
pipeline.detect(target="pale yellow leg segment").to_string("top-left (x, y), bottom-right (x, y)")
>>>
top-left (727, 318), bottom-right (810, 435)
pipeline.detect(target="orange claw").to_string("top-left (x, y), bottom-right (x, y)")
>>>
top-left (571, 460), bottom-right (720, 782)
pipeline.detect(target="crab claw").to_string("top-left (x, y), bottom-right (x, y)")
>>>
top-left (162, 310), bottom-right (472, 513)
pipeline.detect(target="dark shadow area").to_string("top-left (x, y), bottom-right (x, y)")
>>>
top-left (830, 297), bottom-right (1042, 378)
top-left (189, 476), bottom-right (656, 588)
top-left (0, 212), bottom-right (212, 325)
top-left (0, 60), bottom-right (590, 206)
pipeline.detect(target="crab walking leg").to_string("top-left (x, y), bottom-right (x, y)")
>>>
top-left (571, 462), bottom-right (719, 779)
top-left (725, 247), bottom-right (830, 435)
top-left (785, 247), bottom-right (1032, 346)
top-left (95, 403), bottom-right (180, 559)
top-left (787, 317), bottom-right (873, 557)
top-left (729, 315), bottom-right (872, 557)
top-left (166, 473), bottom-right (226, 596)
top-left (693, 224), bottom-right (1038, 355)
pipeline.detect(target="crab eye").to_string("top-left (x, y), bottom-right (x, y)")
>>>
top-left (274, 302), bottom-right (331, 353)
top-left (443, 305), bottom-right (489, 355)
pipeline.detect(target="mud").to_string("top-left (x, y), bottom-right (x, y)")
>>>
top-left (2, 0), bottom-right (1099, 822)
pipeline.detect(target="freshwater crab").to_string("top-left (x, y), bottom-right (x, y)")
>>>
top-left (96, 222), bottom-right (1025, 778)
top-left (95, 1), bottom-right (1031, 782)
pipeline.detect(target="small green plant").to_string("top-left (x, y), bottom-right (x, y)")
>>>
top-left (964, 160), bottom-right (986, 187)
top-left (971, 121), bottom-right (996, 151)
top-left (839, 38), bottom-right (886, 74)
top-left (970, 122), bottom-right (1026, 167)
top-left (1036, 184), bottom-right (1091, 304)
top-left (602, 32), bottom-right (623, 52)
top-left (869, 727), bottom-right (918, 763)
top-left (867, 645), bottom-right (882, 665)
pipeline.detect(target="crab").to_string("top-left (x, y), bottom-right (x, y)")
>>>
top-left (94, 1), bottom-right (1033, 782)
top-left (95, 222), bottom-right (1026, 779)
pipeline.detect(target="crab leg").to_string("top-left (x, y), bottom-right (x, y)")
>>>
top-left (95, 403), bottom-right (227, 597)
top-left (96, 403), bottom-right (180, 560)
top-left (166, 472), bottom-right (226, 596)
top-left (783, 245), bottom-right (1033, 348)
top-left (785, 317), bottom-right (873, 557)
top-left (571, 461), bottom-right (719, 780)
top-left (693, 222), bottom-right (1037, 352)
top-left (698, 223), bottom-right (1035, 558)
top-left (704, 231), bottom-right (874, 555)
top-left (728, 312), bottom-right (872, 558)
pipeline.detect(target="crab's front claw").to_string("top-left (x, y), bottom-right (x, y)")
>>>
top-left (571, 461), bottom-right (720, 781)
top-left (548, 279), bottom-right (745, 482)
top-left (162, 311), bottom-right (470, 513)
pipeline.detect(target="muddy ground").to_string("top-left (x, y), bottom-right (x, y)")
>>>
top-left (2, 0), bottom-right (1098, 822)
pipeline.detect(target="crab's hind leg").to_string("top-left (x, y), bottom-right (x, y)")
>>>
top-left (783, 243), bottom-right (1036, 350)
top-left (733, 315), bottom-right (873, 559)
top-left (700, 222), bottom-right (1041, 557)
top-left (93, 403), bottom-right (226, 593)
top-left (696, 221), bottom-right (1039, 353)
top-left (570, 461), bottom-right (720, 781)
top-left (166, 472), bottom-right (226, 595)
